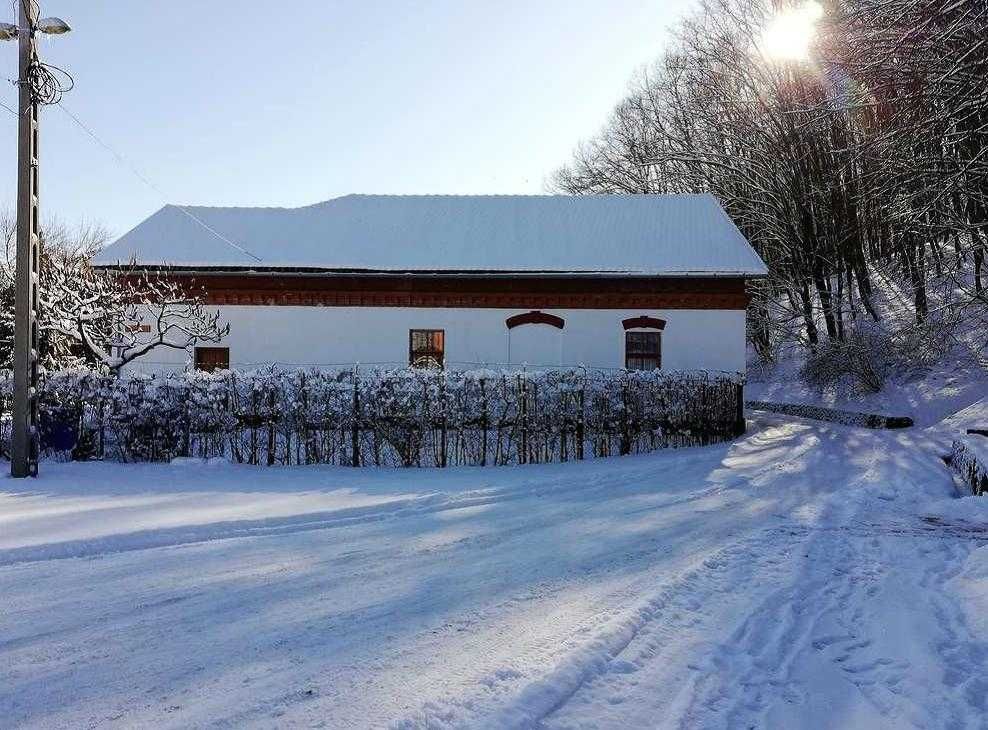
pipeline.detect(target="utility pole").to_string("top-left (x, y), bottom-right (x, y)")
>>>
top-left (11, 0), bottom-right (41, 477)
top-left (3, 7), bottom-right (69, 477)
top-left (10, 2), bottom-right (40, 477)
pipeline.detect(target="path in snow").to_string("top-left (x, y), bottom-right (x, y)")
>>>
top-left (0, 417), bottom-right (984, 729)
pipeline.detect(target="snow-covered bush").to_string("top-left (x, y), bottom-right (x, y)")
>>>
top-left (0, 366), bottom-right (745, 467)
top-left (800, 327), bottom-right (896, 394)
top-left (799, 315), bottom-right (963, 395)
top-left (892, 314), bottom-right (960, 374)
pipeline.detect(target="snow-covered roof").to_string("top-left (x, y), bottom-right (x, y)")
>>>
top-left (93, 194), bottom-right (768, 277)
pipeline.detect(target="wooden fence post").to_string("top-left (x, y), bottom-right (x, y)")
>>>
top-left (519, 373), bottom-right (528, 465)
top-left (266, 387), bottom-right (276, 466)
top-left (439, 373), bottom-right (447, 468)
top-left (576, 379), bottom-right (585, 461)
top-left (351, 369), bottom-right (361, 467)
top-left (299, 372), bottom-right (307, 465)
top-left (97, 396), bottom-right (105, 461)
top-left (247, 384), bottom-right (258, 465)
top-left (734, 382), bottom-right (746, 436)
top-left (619, 377), bottom-right (631, 456)
top-left (227, 373), bottom-right (242, 464)
top-left (560, 385), bottom-right (567, 463)
top-left (372, 388), bottom-right (381, 467)
top-left (183, 385), bottom-right (192, 458)
top-left (480, 377), bottom-right (488, 467)
top-left (140, 378), bottom-right (157, 463)
top-left (699, 380), bottom-right (709, 446)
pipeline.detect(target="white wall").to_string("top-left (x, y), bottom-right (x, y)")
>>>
top-left (127, 306), bottom-right (747, 374)
top-left (508, 323), bottom-right (563, 367)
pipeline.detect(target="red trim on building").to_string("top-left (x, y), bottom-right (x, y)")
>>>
top-left (622, 316), bottom-right (667, 330)
top-left (505, 311), bottom-right (565, 329)
top-left (119, 272), bottom-right (751, 311)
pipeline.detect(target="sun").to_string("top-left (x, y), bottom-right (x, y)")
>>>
top-left (759, 1), bottom-right (824, 62)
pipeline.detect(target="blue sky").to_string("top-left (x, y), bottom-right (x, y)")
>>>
top-left (0, 1), bottom-right (694, 237)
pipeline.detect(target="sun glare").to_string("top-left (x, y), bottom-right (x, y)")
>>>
top-left (759, 1), bottom-right (824, 62)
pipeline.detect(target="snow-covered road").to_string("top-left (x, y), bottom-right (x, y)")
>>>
top-left (1, 417), bottom-right (986, 729)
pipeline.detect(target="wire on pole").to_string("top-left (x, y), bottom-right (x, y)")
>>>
top-left (55, 102), bottom-right (263, 263)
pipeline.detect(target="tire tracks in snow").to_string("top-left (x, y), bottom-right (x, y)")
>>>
top-left (419, 432), bottom-right (988, 730)
top-left (387, 424), bottom-right (836, 729)
top-left (390, 523), bottom-right (804, 730)
top-left (0, 453), bottom-right (736, 568)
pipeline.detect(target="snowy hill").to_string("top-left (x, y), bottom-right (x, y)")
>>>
top-left (747, 358), bottom-right (988, 428)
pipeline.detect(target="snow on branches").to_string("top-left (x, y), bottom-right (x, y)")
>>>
top-left (552, 0), bottom-right (988, 368)
top-left (86, 268), bottom-right (230, 373)
top-left (2, 366), bottom-right (746, 467)
top-left (0, 214), bottom-right (229, 373)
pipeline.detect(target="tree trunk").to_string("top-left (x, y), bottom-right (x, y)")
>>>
top-left (813, 265), bottom-right (839, 340)
top-left (798, 282), bottom-right (819, 347)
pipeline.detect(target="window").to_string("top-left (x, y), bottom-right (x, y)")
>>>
top-left (625, 331), bottom-right (661, 371)
top-left (195, 346), bottom-right (230, 372)
top-left (409, 329), bottom-right (444, 369)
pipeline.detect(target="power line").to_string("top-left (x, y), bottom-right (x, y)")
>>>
top-left (54, 102), bottom-right (263, 263)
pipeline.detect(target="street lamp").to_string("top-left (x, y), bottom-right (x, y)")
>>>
top-left (37, 18), bottom-right (71, 35)
top-left (1, 4), bottom-right (71, 478)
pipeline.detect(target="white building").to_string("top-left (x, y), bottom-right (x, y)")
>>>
top-left (93, 194), bottom-right (767, 374)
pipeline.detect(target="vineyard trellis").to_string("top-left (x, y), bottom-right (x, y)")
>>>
top-left (0, 367), bottom-right (745, 468)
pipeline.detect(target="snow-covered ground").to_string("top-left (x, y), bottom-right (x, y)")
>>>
top-left (747, 357), bottom-right (988, 427)
top-left (2, 415), bottom-right (987, 729)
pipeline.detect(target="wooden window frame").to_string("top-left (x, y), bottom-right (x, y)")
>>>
top-left (409, 329), bottom-right (445, 369)
top-left (194, 346), bottom-right (230, 372)
top-left (624, 330), bottom-right (661, 371)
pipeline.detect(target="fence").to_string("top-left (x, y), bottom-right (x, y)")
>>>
top-left (0, 367), bottom-right (745, 468)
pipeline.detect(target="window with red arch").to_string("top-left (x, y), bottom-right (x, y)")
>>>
top-left (622, 316), bottom-right (664, 371)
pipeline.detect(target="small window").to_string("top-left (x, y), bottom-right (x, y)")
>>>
top-left (625, 331), bottom-right (660, 371)
top-left (409, 329), bottom-right (444, 369)
top-left (195, 346), bottom-right (230, 372)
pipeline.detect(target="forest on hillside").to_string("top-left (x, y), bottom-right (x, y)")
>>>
top-left (554, 0), bottom-right (988, 391)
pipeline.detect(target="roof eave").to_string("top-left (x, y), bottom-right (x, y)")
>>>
top-left (92, 263), bottom-right (767, 279)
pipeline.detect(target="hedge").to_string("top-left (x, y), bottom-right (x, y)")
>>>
top-left (0, 367), bottom-right (746, 468)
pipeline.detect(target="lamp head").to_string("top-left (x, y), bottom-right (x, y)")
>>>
top-left (37, 17), bottom-right (71, 35)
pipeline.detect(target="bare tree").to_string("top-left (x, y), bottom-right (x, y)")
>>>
top-left (0, 213), bottom-right (229, 373)
top-left (553, 0), bottom-right (988, 372)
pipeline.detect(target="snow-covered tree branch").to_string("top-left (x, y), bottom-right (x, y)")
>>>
top-left (552, 0), bottom-right (988, 379)
top-left (0, 213), bottom-right (229, 373)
